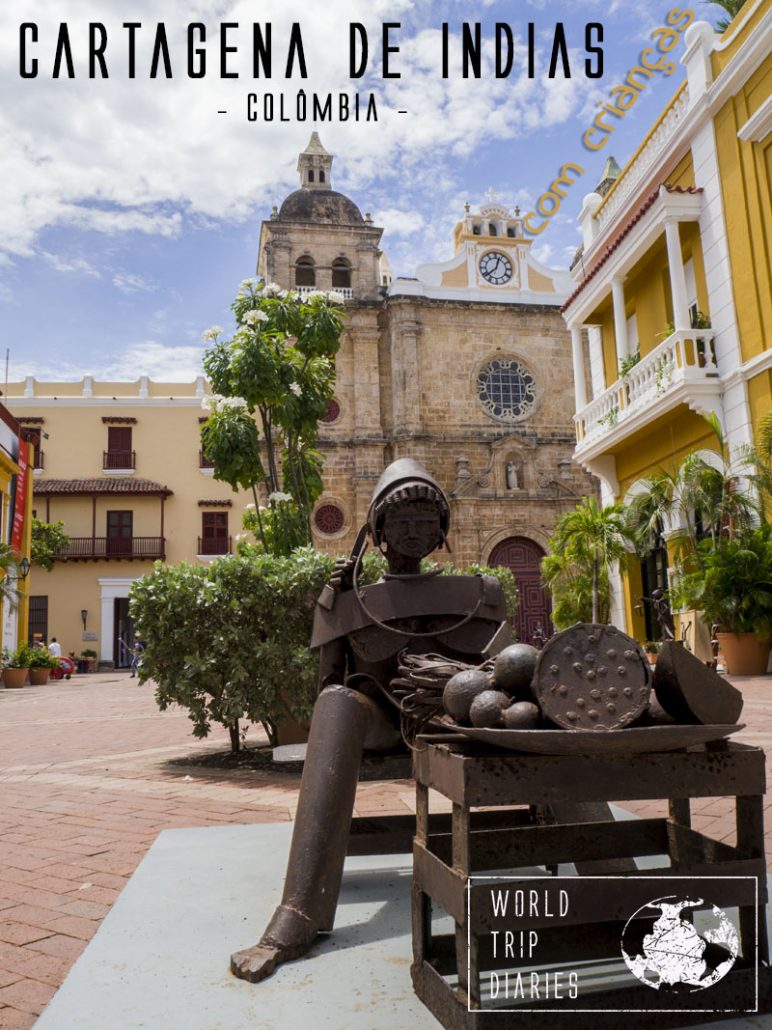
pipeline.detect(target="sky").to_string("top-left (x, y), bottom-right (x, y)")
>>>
top-left (0, 0), bottom-right (726, 382)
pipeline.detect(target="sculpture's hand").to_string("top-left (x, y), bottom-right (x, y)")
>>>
top-left (329, 556), bottom-right (356, 594)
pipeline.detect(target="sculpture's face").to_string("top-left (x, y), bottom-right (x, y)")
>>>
top-left (381, 502), bottom-right (444, 560)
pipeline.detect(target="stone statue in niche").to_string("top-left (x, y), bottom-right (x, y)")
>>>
top-left (506, 461), bottom-right (521, 491)
top-left (230, 458), bottom-right (509, 983)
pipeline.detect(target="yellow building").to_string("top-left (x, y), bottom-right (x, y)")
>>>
top-left (4, 377), bottom-right (251, 667)
top-left (0, 401), bottom-right (34, 653)
top-left (561, 1), bottom-right (771, 643)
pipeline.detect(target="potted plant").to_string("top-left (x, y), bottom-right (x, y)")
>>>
top-left (2, 643), bottom-right (34, 688)
top-left (642, 641), bottom-right (662, 666)
top-left (28, 646), bottom-right (59, 685)
top-left (81, 648), bottom-right (98, 672)
top-left (693, 525), bottom-right (772, 675)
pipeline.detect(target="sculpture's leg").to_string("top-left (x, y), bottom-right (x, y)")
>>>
top-left (231, 684), bottom-right (371, 983)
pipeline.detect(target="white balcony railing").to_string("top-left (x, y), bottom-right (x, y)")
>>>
top-left (575, 329), bottom-right (718, 451)
top-left (594, 84), bottom-right (691, 237)
top-left (295, 285), bottom-right (353, 300)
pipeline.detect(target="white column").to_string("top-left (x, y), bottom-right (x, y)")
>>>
top-left (100, 594), bottom-right (114, 663)
top-left (665, 220), bottom-right (691, 331)
top-left (611, 278), bottom-right (629, 368)
top-left (570, 327), bottom-right (587, 409)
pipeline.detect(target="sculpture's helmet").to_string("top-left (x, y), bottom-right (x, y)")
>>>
top-left (367, 458), bottom-right (450, 549)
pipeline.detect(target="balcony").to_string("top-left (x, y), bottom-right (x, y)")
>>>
top-left (593, 83), bottom-right (690, 240)
top-left (574, 330), bottom-right (721, 459)
top-left (199, 449), bottom-right (215, 470)
top-left (103, 450), bottom-right (135, 472)
top-left (53, 537), bottom-right (166, 561)
top-left (198, 536), bottom-right (231, 556)
top-left (295, 285), bottom-right (353, 300)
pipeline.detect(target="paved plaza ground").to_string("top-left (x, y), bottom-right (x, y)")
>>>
top-left (0, 670), bottom-right (770, 1028)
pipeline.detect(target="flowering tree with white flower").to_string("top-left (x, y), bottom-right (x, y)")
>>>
top-left (201, 279), bottom-right (345, 556)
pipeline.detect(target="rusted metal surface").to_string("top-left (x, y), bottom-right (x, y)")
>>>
top-left (429, 722), bottom-right (744, 754)
top-left (532, 623), bottom-right (651, 730)
top-left (411, 739), bottom-right (771, 1028)
top-left (232, 458), bottom-right (508, 983)
top-left (653, 639), bottom-right (744, 725)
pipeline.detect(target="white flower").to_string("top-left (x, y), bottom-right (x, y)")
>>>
top-left (304, 290), bottom-right (326, 301)
top-left (221, 396), bottom-right (247, 410)
top-left (243, 308), bottom-right (269, 325)
top-left (289, 383), bottom-right (302, 397)
top-left (244, 502), bottom-right (256, 511)
top-left (240, 278), bottom-right (256, 290)
top-left (234, 532), bottom-right (247, 541)
top-left (263, 282), bottom-right (282, 297)
top-left (268, 491), bottom-right (293, 504)
top-left (327, 291), bottom-right (345, 304)
top-left (202, 326), bottom-right (223, 341)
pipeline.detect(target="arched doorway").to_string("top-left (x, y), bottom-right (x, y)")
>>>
top-left (489, 536), bottom-right (553, 644)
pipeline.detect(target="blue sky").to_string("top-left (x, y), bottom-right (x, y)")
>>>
top-left (0, 0), bottom-right (725, 381)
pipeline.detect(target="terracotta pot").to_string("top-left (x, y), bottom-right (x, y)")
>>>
top-left (29, 668), bottom-right (51, 686)
top-left (3, 668), bottom-right (28, 688)
top-left (716, 633), bottom-right (771, 676)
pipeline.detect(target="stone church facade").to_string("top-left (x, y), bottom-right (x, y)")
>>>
top-left (258, 134), bottom-right (597, 642)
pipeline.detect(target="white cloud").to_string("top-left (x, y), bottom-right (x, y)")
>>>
top-left (9, 341), bottom-right (206, 382)
top-left (112, 272), bottom-right (159, 294)
top-left (375, 208), bottom-right (425, 236)
top-left (41, 251), bottom-right (101, 277)
top-left (0, 1), bottom-right (600, 259)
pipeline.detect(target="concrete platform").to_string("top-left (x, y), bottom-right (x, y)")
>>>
top-left (35, 822), bottom-right (772, 1029)
top-left (35, 823), bottom-right (436, 1029)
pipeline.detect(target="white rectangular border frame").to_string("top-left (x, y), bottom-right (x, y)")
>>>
top-left (466, 874), bottom-right (759, 1014)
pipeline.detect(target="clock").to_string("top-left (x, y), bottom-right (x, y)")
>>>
top-left (479, 251), bottom-right (513, 285)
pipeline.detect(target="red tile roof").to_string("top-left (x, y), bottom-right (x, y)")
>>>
top-left (561, 185), bottom-right (704, 314)
top-left (34, 478), bottom-right (172, 497)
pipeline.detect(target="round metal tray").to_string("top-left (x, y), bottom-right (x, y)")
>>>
top-left (433, 723), bottom-right (745, 755)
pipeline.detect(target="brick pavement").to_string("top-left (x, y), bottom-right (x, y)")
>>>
top-left (0, 670), bottom-right (770, 1027)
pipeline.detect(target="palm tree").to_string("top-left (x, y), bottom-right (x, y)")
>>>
top-left (626, 413), bottom-right (766, 568)
top-left (705, 0), bottom-right (746, 32)
top-left (543, 497), bottom-right (632, 624)
top-left (0, 545), bottom-right (23, 610)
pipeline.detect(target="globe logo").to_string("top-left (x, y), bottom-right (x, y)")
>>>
top-left (621, 896), bottom-right (739, 991)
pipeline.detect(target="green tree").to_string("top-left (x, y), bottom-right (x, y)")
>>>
top-left (30, 518), bottom-right (69, 571)
top-left (200, 280), bottom-right (345, 555)
top-left (625, 413), bottom-right (768, 570)
top-left (542, 497), bottom-right (632, 625)
top-left (130, 550), bottom-right (518, 753)
top-left (705, 0), bottom-right (746, 32)
top-left (0, 544), bottom-right (25, 610)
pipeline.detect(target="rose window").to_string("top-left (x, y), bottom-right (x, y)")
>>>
top-left (314, 504), bottom-right (345, 535)
top-left (321, 399), bottom-right (341, 424)
top-left (476, 358), bottom-right (536, 422)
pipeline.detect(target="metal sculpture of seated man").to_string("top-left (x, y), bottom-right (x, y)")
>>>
top-left (231, 458), bottom-right (509, 983)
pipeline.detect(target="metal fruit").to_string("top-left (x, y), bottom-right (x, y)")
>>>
top-left (502, 701), bottom-right (541, 730)
top-left (492, 643), bottom-right (539, 697)
top-left (469, 689), bottom-right (510, 728)
top-left (442, 669), bottom-right (490, 722)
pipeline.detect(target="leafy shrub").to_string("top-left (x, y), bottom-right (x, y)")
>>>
top-left (130, 548), bottom-right (518, 752)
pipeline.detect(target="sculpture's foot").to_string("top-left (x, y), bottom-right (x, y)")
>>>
top-left (230, 944), bottom-right (281, 983)
top-left (231, 905), bottom-right (316, 983)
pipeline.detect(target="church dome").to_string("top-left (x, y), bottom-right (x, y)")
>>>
top-left (277, 188), bottom-right (364, 225)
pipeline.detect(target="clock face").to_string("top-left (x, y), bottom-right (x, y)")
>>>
top-left (479, 251), bottom-right (513, 285)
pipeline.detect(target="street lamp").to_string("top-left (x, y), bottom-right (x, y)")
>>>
top-left (80, 609), bottom-right (88, 631)
top-left (18, 557), bottom-right (30, 580)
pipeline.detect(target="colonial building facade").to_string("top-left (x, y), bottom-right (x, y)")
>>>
top-left (4, 377), bottom-right (251, 666)
top-left (561, 1), bottom-right (771, 649)
top-left (7, 134), bottom-right (595, 660)
top-left (260, 134), bottom-right (597, 643)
